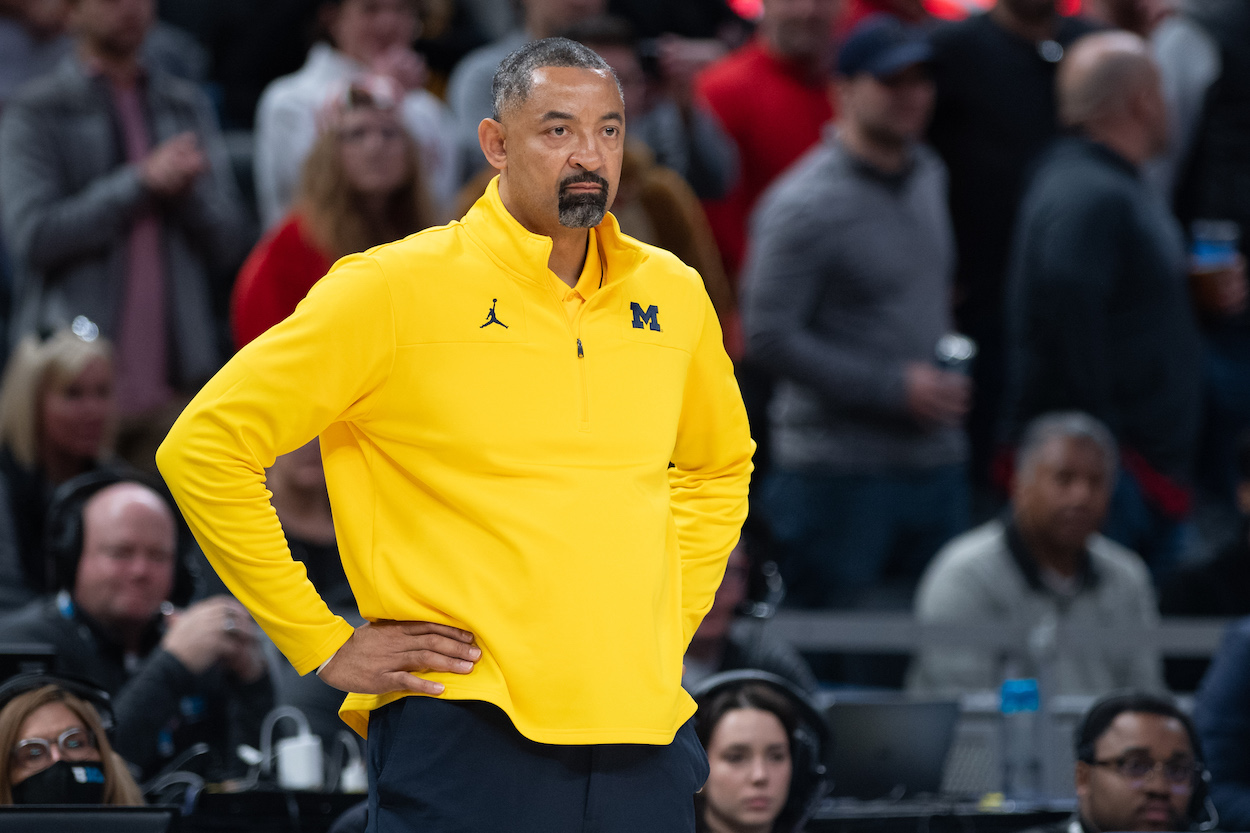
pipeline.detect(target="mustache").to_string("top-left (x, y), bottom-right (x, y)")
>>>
top-left (559, 171), bottom-right (609, 192)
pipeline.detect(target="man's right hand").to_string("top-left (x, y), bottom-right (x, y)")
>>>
top-left (162, 596), bottom-right (255, 675)
top-left (904, 362), bottom-right (971, 427)
top-left (140, 132), bottom-right (206, 197)
top-left (317, 621), bottom-right (480, 696)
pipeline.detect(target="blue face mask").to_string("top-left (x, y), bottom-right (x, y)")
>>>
top-left (10, 760), bottom-right (107, 805)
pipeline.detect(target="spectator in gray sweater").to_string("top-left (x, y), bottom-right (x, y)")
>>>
top-left (908, 412), bottom-right (1163, 696)
top-left (0, 0), bottom-right (247, 439)
top-left (741, 16), bottom-right (969, 610)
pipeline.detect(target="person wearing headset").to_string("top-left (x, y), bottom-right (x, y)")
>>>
top-left (0, 473), bottom-right (274, 781)
top-left (0, 674), bottom-right (142, 805)
top-left (693, 671), bottom-right (829, 833)
top-left (1022, 691), bottom-right (1214, 833)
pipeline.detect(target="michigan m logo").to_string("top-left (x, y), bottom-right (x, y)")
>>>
top-left (630, 302), bottom-right (661, 332)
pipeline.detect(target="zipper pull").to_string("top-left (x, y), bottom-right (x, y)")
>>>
top-left (577, 338), bottom-right (584, 358)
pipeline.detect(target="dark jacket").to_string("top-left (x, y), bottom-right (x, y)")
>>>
top-left (1194, 616), bottom-right (1250, 831)
top-left (1002, 136), bottom-right (1203, 481)
top-left (0, 594), bottom-right (273, 780)
top-left (1160, 527), bottom-right (1250, 689)
top-left (927, 12), bottom-right (1098, 337)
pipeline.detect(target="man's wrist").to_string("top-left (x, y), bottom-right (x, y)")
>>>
top-left (316, 647), bottom-right (340, 676)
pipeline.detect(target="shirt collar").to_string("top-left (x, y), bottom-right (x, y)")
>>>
top-left (829, 126), bottom-right (918, 187)
top-left (59, 590), bottom-right (163, 657)
top-left (77, 50), bottom-right (147, 85)
top-left (1004, 514), bottom-right (1101, 594)
top-left (462, 176), bottom-right (647, 288)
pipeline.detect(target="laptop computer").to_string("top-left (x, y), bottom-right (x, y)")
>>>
top-left (825, 698), bottom-right (961, 800)
top-left (0, 806), bottom-right (178, 832)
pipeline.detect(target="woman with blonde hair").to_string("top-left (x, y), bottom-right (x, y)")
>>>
top-left (232, 76), bottom-right (438, 349)
top-left (0, 678), bottom-right (142, 805)
top-left (0, 324), bottom-right (117, 605)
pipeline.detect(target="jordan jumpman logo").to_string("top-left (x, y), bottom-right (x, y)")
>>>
top-left (480, 298), bottom-right (508, 328)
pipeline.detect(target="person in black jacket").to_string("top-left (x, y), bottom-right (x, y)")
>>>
top-left (0, 476), bottom-right (272, 781)
top-left (1002, 31), bottom-right (1243, 578)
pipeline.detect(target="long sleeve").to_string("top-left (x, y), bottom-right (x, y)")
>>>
top-left (156, 254), bottom-right (396, 674)
top-left (741, 199), bottom-right (908, 416)
top-left (668, 293), bottom-right (754, 646)
top-left (909, 552), bottom-right (1000, 694)
top-left (253, 85), bottom-right (317, 230)
top-left (1195, 620), bottom-right (1250, 830)
top-left (111, 649), bottom-right (200, 776)
top-left (0, 99), bottom-right (149, 273)
top-left (1007, 190), bottom-right (1125, 434)
top-left (1125, 564), bottom-right (1165, 692)
top-left (170, 88), bottom-right (251, 273)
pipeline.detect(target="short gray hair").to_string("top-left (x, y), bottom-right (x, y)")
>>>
top-left (491, 37), bottom-right (620, 121)
top-left (1017, 411), bottom-right (1119, 478)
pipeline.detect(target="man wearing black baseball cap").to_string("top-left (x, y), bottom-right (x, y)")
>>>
top-left (742, 15), bottom-right (970, 623)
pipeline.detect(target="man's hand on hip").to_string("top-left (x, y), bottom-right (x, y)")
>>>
top-left (317, 620), bottom-right (480, 695)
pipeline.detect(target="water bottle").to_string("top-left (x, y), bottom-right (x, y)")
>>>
top-left (1000, 678), bottom-right (1042, 800)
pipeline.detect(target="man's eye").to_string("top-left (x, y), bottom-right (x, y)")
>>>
top-left (604, 127), bottom-right (618, 137)
top-left (551, 126), bottom-right (566, 136)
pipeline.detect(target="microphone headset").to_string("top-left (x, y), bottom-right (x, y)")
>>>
top-left (691, 670), bottom-right (831, 833)
top-left (43, 469), bottom-right (197, 607)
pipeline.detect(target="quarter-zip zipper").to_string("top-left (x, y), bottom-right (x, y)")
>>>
top-left (543, 277), bottom-right (593, 432)
top-left (575, 336), bottom-right (590, 432)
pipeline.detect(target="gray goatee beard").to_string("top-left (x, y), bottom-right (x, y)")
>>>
top-left (558, 190), bottom-right (608, 228)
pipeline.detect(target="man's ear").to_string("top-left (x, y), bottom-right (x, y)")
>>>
top-left (479, 118), bottom-right (507, 172)
top-left (1075, 760), bottom-right (1092, 800)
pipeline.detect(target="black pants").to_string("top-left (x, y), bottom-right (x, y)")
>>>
top-left (366, 697), bottom-right (709, 833)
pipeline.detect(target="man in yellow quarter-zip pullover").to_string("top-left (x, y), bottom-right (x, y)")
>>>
top-left (156, 37), bottom-right (753, 833)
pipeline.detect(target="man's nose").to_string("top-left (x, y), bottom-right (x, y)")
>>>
top-left (1140, 765), bottom-right (1173, 795)
top-left (569, 135), bottom-right (604, 170)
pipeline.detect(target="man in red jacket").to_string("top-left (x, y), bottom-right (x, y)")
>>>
top-left (696, 0), bottom-right (840, 282)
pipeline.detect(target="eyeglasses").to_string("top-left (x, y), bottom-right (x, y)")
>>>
top-left (1090, 754), bottom-right (1201, 793)
top-left (11, 727), bottom-right (98, 773)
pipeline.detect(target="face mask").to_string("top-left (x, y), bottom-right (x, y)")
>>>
top-left (10, 760), bottom-right (107, 805)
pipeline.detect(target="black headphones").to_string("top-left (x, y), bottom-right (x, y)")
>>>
top-left (691, 670), bottom-right (831, 833)
top-left (1074, 690), bottom-right (1216, 832)
top-left (0, 672), bottom-right (115, 740)
top-left (43, 469), bottom-right (197, 607)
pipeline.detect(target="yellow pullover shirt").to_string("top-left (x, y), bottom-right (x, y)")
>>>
top-left (156, 179), bottom-right (754, 743)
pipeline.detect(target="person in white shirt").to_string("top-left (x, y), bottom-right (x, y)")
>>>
top-left (253, 0), bottom-right (459, 228)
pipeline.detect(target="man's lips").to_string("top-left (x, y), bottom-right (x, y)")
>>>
top-left (1137, 802), bottom-right (1173, 823)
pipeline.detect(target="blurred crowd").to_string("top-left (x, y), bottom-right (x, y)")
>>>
top-left (1, 0), bottom-right (1250, 827)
